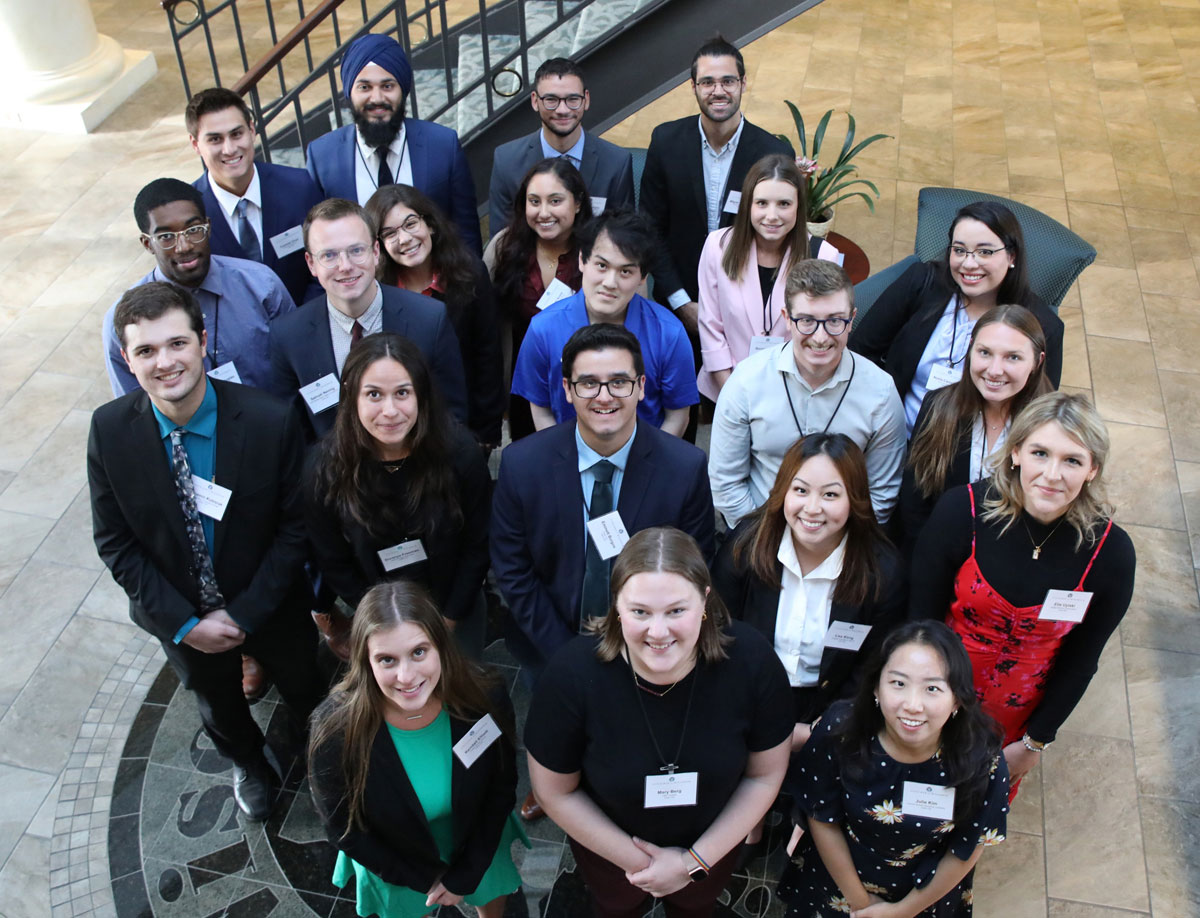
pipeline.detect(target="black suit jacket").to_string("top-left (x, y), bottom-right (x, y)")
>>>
top-left (712, 521), bottom-right (906, 713)
top-left (640, 116), bottom-right (793, 302)
top-left (848, 260), bottom-right (1065, 396)
top-left (897, 391), bottom-right (976, 558)
top-left (490, 420), bottom-right (715, 661)
top-left (87, 379), bottom-right (309, 647)
top-left (267, 284), bottom-right (469, 440)
top-left (309, 685), bottom-right (517, 897)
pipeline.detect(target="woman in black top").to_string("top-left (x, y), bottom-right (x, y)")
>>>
top-left (304, 333), bottom-right (491, 656)
top-left (909, 392), bottom-right (1136, 791)
top-left (526, 527), bottom-right (793, 917)
top-left (849, 201), bottom-right (1063, 437)
top-left (366, 184), bottom-right (505, 451)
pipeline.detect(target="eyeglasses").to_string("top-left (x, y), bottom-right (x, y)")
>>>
top-left (695, 76), bottom-right (742, 92)
top-left (537, 93), bottom-right (586, 111)
top-left (569, 377), bottom-right (637, 398)
top-left (312, 244), bottom-right (374, 268)
top-left (144, 224), bottom-right (210, 249)
top-left (379, 214), bottom-right (424, 242)
top-left (949, 245), bottom-right (1007, 262)
top-left (788, 314), bottom-right (850, 336)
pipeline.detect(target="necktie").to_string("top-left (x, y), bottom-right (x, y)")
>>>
top-left (350, 320), bottom-right (365, 347)
top-left (561, 153), bottom-right (581, 168)
top-left (169, 428), bottom-right (225, 613)
top-left (376, 148), bottom-right (394, 188)
top-left (234, 199), bottom-right (262, 262)
top-left (579, 459), bottom-right (616, 625)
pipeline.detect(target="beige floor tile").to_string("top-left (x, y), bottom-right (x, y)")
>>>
top-left (1160, 369), bottom-right (1200, 461)
top-left (1009, 761), bottom-right (1044, 836)
top-left (1087, 337), bottom-right (1166, 427)
top-left (1060, 634), bottom-right (1130, 740)
top-left (1130, 227), bottom-right (1200, 298)
top-left (1062, 151), bottom-right (1124, 205)
top-left (1058, 306), bottom-right (1091, 390)
top-left (1138, 795), bottom-right (1200, 917)
top-left (1047, 901), bottom-right (1148, 917)
top-left (1066, 200), bottom-right (1135, 268)
top-left (1144, 292), bottom-right (1200, 374)
top-left (1179, 460), bottom-right (1200, 567)
top-left (1125, 644), bottom-right (1200, 803)
top-left (1105, 421), bottom-right (1185, 530)
top-left (0, 410), bottom-right (91, 520)
top-left (975, 831), bottom-right (1047, 918)
top-left (0, 511), bottom-right (54, 599)
top-left (1120, 524), bottom-right (1200, 653)
top-left (1077, 266), bottom-right (1148, 340)
top-left (0, 373), bottom-right (86, 474)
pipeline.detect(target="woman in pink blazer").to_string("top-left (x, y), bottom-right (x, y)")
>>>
top-left (697, 154), bottom-right (840, 401)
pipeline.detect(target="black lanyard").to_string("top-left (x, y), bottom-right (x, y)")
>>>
top-left (946, 295), bottom-right (970, 369)
top-left (205, 298), bottom-right (221, 367)
top-left (760, 264), bottom-right (781, 336)
top-left (357, 133), bottom-right (409, 189)
top-left (629, 656), bottom-right (699, 775)
top-left (782, 350), bottom-right (856, 438)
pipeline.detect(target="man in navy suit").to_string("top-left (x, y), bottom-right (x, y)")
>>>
top-left (304, 33), bottom-right (482, 253)
top-left (267, 197), bottom-right (468, 440)
top-left (487, 57), bottom-right (634, 238)
top-left (187, 88), bottom-right (324, 306)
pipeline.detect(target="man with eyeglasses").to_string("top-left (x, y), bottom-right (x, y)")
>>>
top-left (486, 57), bottom-right (634, 238)
top-left (103, 178), bottom-right (297, 397)
top-left (709, 259), bottom-right (904, 528)
top-left (266, 197), bottom-right (467, 440)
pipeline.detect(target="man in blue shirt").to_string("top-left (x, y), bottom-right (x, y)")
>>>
top-left (510, 209), bottom-right (698, 436)
top-left (102, 178), bottom-right (296, 395)
top-left (88, 282), bottom-right (321, 821)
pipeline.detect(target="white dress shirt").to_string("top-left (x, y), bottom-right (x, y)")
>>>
top-left (209, 165), bottom-right (264, 255)
top-left (327, 282), bottom-right (384, 376)
top-left (353, 123), bottom-right (415, 206)
top-left (905, 296), bottom-right (975, 435)
top-left (775, 532), bottom-right (846, 687)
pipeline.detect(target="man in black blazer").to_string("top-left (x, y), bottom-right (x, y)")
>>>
top-left (88, 282), bottom-right (322, 821)
top-left (267, 197), bottom-right (468, 440)
top-left (639, 36), bottom-right (794, 335)
top-left (487, 57), bottom-right (635, 237)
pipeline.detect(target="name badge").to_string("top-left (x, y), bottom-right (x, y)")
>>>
top-left (452, 714), bottom-right (502, 768)
top-left (586, 510), bottom-right (629, 560)
top-left (925, 362), bottom-right (962, 391)
top-left (207, 361), bottom-right (242, 384)
top-left (750, 335), bottom-right (786, 352)
top-left (1039, 589), bottom-right (1093, 623)
top-left (723, 190), bottom-right (742, 214)
top-left (270, 224), bottom-right (305, 258)
top-left (901, 781), bottom-right (955, 820)
top-left (590, 196), bottom-right (607, 215)
top-left (823, 621), bottom-right (871, 651)
top-left (377, 539), bottom-right (428, 571)
top-left (299, 373), bottom-right (340, 414)
top-left (192, 477), bottom-right (233, 521)
top-left (535, 277), bottom-right (575, 311)
top-left (644, 772), bottom-right (698, 808)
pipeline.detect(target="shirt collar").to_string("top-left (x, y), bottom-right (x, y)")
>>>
top-left (698, 114), bottom-right (745, 155)
top-left (152, 374), bottom-right (218, 441)
top-left (356, 122), bottom-right (407, 159)
top-left (540, 128), bottom-right (586, 166)
top-left (576, 422), bottom-right (637, 475)
top-left (778, 341), bottom-right (854, 392)
top-left (777, 529), bottom-right (847, 581)
top-left (151, 254), bottom-right (220, 298)
top-left (208, 164), bottom-right (261, 219)
top-left (327, 281), bottom-right (384, 333)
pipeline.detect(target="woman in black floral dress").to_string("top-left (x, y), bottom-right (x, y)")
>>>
top-left (778, 621), bottom-right (1008, 918)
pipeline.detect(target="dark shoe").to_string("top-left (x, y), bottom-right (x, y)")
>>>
top-left (312, 611), bottom-right (352, 662)
top-left (233, 759), bottom-right (277, 821)
top-left (241, 655), bottom-right (268, 699)
top-left (520, 791), bottom-right (545, 822)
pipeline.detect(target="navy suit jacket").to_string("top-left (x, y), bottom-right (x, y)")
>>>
top-left (487, 129), bottom-right (635, 237)
top-left (490, 420), bottom-right (715, 662)
top-left (267, 284), bottom-right (469, 440)
top-left (194, 162), bottom-right (324, 306)
top-left (305, 119), bottom-right (483, 253)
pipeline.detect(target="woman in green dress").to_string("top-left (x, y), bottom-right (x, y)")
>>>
top-left (308, 581), bottom-right (527, 917)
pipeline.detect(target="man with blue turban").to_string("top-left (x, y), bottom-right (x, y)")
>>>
top-left (305, 33), bottom-right (482, 253)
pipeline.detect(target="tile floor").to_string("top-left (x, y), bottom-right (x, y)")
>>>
top-left (0, 0), bottom-right (1198, 915)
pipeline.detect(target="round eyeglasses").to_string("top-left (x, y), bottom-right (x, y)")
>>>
top-left (788, 314), bottom-right (850, 336)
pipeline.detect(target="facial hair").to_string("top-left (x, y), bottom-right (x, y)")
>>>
top-left (352, 96), bottom-right (406, 150)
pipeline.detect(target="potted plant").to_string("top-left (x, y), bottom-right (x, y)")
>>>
top-left (781, 102), bottom-right (891, 237)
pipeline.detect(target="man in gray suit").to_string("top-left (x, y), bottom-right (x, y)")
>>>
top-left (487, 58), bottom-right (634, 238)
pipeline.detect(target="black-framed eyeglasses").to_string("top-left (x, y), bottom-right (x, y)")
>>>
top-left (537, 93), bottom-right (586, 111)
top-left (379, 214), bottom-right (424, 242)
top-left (144, 223), bottom-right (210, 249)
top-left (569, 377), bottom-right (637, 398)
top-left (695, 76), bottom-right (742, 92)
top-left (949, 245), bottom-right (1007, 262)
top-left (788, 314), bottom-right (850, 336)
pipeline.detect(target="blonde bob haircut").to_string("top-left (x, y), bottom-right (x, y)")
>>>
top-left (589, 527), bottom-right (732, 663)
top-left (983, 391), bottom-right (1113, 548)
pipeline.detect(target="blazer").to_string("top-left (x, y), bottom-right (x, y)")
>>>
top-left (308, 684), bottom-right (517, 897)
top-left (87, 379), bottom-right (310, 649)
top-left (848, 260), bottom-right (1064, 397)
top-left (266, 284), bottom-right (469, 440)
top-left (490, 420), bottom-right (715, 661)
top-left (712, 520), bottom-right (907, 712)
top-left (305, 119), bottom-right (483, 254)
top-left (194, 162), bottom-right (324, 306)
top-left (639, 116), bottom-right (793, 303)
top-left (487, 128), bottom-right (635, 237)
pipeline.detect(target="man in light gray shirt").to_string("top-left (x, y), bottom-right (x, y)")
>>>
top-left (709, 259), bottom-right (905, 527)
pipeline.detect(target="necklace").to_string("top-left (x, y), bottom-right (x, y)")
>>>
top-left (380, 457), bottom-right (408, 474)
top-left (631, 669), bottom-right (681, 698)
top-left (1023, 514), bottom-right (1067, 560)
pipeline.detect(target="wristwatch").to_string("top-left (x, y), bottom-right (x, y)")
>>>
top-left (686, 847), bottom-right (710, 883)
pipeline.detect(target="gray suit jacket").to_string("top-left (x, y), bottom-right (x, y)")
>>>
top-left (487, 129), bottom-right (635, 237)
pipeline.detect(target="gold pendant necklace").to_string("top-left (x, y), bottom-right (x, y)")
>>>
top-left (1023, 515), bottom-right (1067, 560)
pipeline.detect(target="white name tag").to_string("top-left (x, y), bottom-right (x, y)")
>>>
top-left (590, 196), bottom-right (607, 215)
top-left (1039, 589), bottom-right (1093, 623)
top-left (452, 713), bottom-right (502, 768)
top-left (299, 373), bottom-right (340, 414)
top-left (823, 621), bottom-right (871, 651)
top-left (207, 361), bottom-right (242, 384)
top-left (723, 190), bottom-right (742, 214)
top-left (901, 781), bottom-right (956, 820)
top-left (750, 335), bottom-right (785, 352)
top-left (586, 510), bottom-right (629, 560)
top-left (535, 276), bottom-right (575, 311)
top-left (377, 539), bottom-right (428, 571)
top-left (925, 362), bottom-right (963, 391)
top-left (270, 224), bottom-right (305, 258)
top-left (191, 477), bottom-right (233, 521)
top-left (644, 772), bottom-right (698, 808)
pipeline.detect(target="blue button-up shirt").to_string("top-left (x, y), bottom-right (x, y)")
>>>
top-left (540, 128), bottom-right (586, 167)
top-left (699, 114), bottom-right (745, 232)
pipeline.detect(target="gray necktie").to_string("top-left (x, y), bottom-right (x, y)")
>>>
top-left (234, 198), bottom-right (262, 262)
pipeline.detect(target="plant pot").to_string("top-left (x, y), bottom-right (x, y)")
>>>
top-left (807, 209), bottom-right (835, 238)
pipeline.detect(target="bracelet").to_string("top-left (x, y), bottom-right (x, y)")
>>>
top-left (687, 847), bottom-right (711, 871)
top-left (1021, 734), bottom-right (1047, 753)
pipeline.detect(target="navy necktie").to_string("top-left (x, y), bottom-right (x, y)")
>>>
top-left (580, 459), bottom-right (616, 626)
top-left (376, 148), bottom-right (394, 188)
top-left (234, 199), bottom-right (262, 262)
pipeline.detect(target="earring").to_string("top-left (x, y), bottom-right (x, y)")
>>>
top-left (951, 709), bottom-right (958, 718)
top-left (874, 697), bottom-right (880, 707)
top-left (702, 612), bottom-right (708, 621)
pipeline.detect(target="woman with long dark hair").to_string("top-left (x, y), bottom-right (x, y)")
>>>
top-left (778, 620), bottom-right (1009, 917)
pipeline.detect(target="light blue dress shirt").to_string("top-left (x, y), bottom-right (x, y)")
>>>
top-left (576, 424), bottom-right (637, 547)
top-left (540, 129), bottom-right (586, 167)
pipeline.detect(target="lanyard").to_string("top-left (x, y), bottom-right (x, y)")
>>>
top-left (356, 133), bottom-right (410, 189)
top-left (761, 265), bottom-right (781, 336)
top-left (946, 295), bottom-right (970, 369)
top-left (205, 298), bottom-right (221, 367)
top-left (629, 656), bottom-right (699, 775)
top-left (782, 351), bottom-right (856, 438)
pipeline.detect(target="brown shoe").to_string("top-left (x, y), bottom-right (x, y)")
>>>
top-left (241, 655), bottom-right (268, 699)
top-left (520, 791), bottom-right (545, 821)
top-left (312, 611), bottom-right (352, 662)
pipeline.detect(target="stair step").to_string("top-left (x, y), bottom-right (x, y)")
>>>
top-left (412, 65), bottom-right (458, 118)
top-left (570, 0), bottom-right (643, 54)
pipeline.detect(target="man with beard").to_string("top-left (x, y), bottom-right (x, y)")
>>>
top-left (486, 57), bottom-right (634, 238)
top-left (304, 33), bottom-right (483, 253)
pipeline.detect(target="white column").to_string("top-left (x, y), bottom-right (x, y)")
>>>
top-left (0, 0), bottom-right (157, 133)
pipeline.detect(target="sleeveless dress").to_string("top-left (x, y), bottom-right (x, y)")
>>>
top-left (332, 710), bottom-right (528, 917)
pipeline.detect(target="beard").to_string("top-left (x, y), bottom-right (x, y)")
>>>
top-left (352, 98), bottom-right (406, 149)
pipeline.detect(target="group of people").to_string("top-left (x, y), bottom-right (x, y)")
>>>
top-left (86, 25), bottom-right (1137, 918)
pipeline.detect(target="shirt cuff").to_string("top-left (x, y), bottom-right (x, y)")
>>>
top-left (173, 616), bottom-right (201, 644)
top-left (667, 289), bottom-right (691, 310)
